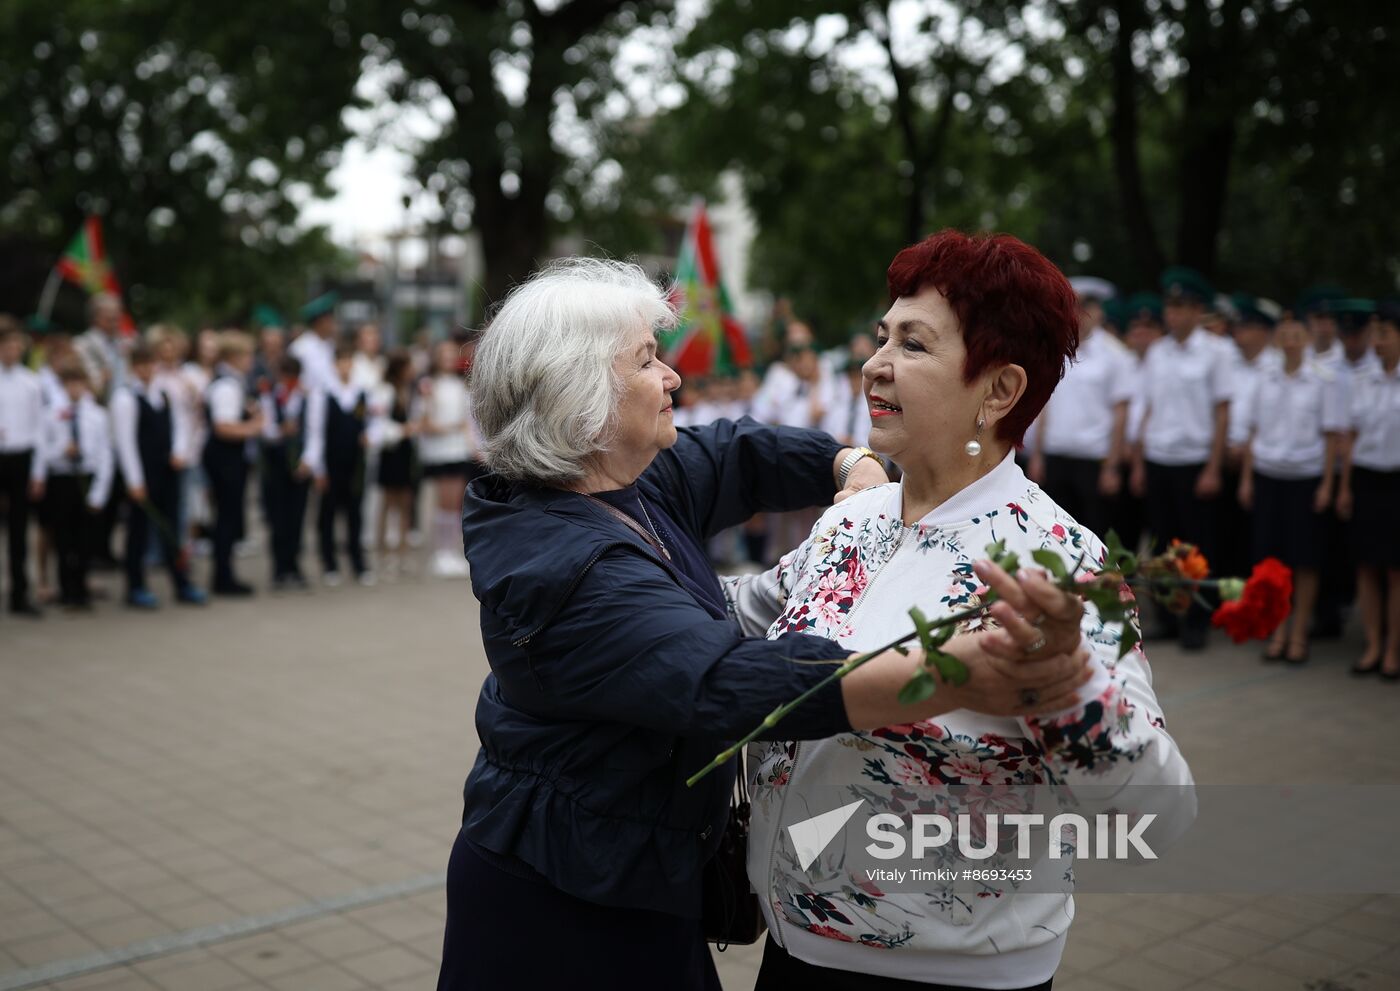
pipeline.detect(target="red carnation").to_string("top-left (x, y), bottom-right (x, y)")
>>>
top-left (1211, 558), bottom-right (1292, 643)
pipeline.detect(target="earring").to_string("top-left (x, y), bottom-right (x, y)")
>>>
top-left (964, 418), bottom-right (985, 458)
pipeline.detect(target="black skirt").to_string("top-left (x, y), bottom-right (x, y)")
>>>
top-left (377, 439), bottom-right (415, 489)
top-left (1350, 467), bottom-right (1400, 568)
top-left (1251, 472), bottom-right (1325, 570)
top-left (436, 828), bottom-right (722, 991)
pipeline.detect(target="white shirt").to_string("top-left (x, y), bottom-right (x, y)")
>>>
top-left (1309, 341), bottom-right (1343, 373)
top-left (37, 365), bottom-right (66, 408)
top-left (42, 394), bottom-right (113, 507)
top-left (1122, 354), bottom-right (1149, 445)
top-left (258, 384), bottom-right (308, 444)
top-left (417, 375), bottom-right (476, 465)
top-left (1140, 328), bottom-right (1233, 465)
top-left (0, 362), bottom-right (47, 481)
top-left (751, 362), bottom-right (836, 430)
top-left (1242, 363), bottom-right (1347, 478)
top-left (820, 374), bottom-right (873, 448)
top-left (1226, 346), bottom-right (1283, 447)
top-left (206, 369), bottom-right (247, 427)
top-left (1036, 328), bottom-right (1134, 460)
top-left (74, 328), bottom-right (128, 399)
top-left (288, 333), bottom-right (337, 394)
top-left (350, 353), bottom-right (385, 392)
top-left (155, 367), bottom-right (200, 463)
top-left (1349, 362), bottom-right (1400, 472)
top-left (111, 380), bottom-right (191, 491)
top-left (302, 378), bottom-right (367, 478)
top-left (1339, 349), bottom-right (1382, 382)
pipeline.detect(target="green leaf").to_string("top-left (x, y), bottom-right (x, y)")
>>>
top-left (1031, 548), bottom-right (1068, 578)
top-left (893, 644), bottom-right (910, 656)
top-left (897, 670), bottom-right (938, 705)
top-left (1118, 622), bottom-right (1141, 659)
top-left (926, 649), bottom-right (971, 686)
top-left (909, 605), bottom-right (937, 653)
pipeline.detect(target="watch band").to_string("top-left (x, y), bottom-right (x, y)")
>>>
top-left (838, 446), bottom-right (880, 488)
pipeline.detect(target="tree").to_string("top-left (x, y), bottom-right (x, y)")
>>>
top-left (357, 0), bottom-right (674, 306)
top-left (0, 0), bottom-right (363, 326)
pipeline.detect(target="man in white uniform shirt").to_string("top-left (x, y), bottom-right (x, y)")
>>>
top-left (0, 324), bottom-right (47, 616)
top-left (288, 293), bottom-right (339, 395)
top-left (1298, 286), bottom-right (1346, 373)
top-left (1028, 277), bottom-right (1132, 537)
top-left (1131, 266), bottom-right (1232, 650)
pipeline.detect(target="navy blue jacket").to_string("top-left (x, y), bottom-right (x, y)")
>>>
top-left (458, 418), bottom-right (854, 918)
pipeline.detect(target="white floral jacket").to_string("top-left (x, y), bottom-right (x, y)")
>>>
top-left (724, 454), bottom-right (1196, 987)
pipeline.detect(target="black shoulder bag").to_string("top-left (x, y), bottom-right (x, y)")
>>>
top-left (702, 751), bottom-right (766, 949)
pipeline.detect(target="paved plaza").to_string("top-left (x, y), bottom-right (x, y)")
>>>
top-left (2, 541), bottom-right (1398, 991)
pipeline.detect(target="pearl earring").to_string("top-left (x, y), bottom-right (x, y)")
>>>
top-left (964, 418), bottom-right (985, 458)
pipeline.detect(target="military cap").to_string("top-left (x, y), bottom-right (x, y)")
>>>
top-left (1160, 266), bottom-right (1213, 305)
top-left (1377, 299), bottom-right (1400, 325)
top-left (299, 291), bottom-right (339, 323)
top-left (1125, 292), bottom-right (1163, 323)
top-left (1068, 276), bottom-right (1117, 302)
top-left (1295, 285), bottom-right (1346, 316)
top-left (1231, 293), bottom-right (1282, 328)
top-left (252, 304), bottom-right (286, 329)
top-left (1324, 298), bottom-right (1376, 334)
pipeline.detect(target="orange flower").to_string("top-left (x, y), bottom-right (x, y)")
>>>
top-left (1169, 539), bottom-right (1210, 581)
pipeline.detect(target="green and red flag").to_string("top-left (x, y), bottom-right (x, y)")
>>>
top-left (662, 200), bottom-right (751, 377)
top-left (55, 216), bottom-right (134, 333)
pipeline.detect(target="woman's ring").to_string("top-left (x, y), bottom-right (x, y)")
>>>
top-left (1026, 633), bottom-right (1047, 654)
top-left (1019, 688), bottom-right (1040, 708)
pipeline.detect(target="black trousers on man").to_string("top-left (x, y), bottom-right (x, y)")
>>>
top-left (1043, 454), bottom-right (1110, 537)
top-left (1144, 461), bottom-right (1220, 646)
top-left (0, 450), bottom-right (35, 609)
top-left (125, 467), bottom-right (189, 594)
top-left (205, 453), bottom-right (248, 588)
top-left (318, 468), bottom-right (365, 576)
top-left (46, 473), bottom-right (96, 606)
top-left (261, 446), bottom-right (308, 580)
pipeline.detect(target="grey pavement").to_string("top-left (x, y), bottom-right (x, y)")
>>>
top-left (2, 540), bottom-right (1398, 991)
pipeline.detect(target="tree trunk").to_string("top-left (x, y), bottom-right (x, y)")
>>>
top-left (1108, 0), bottom-right (1166, 284)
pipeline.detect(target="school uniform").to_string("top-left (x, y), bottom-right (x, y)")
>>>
top-left (1035, 327), bottom-right (1134, 537)
top-left (258, 382), bottom-right (311, 584)
top-left (0, 360), bottom-right (47, 611)
top-left (304, 378), bottom-right (369, 578)
top-left (112, 379), bottom-right (199, 601)
top-left (203, 366), bottom-right (254, 592)
top-left (375, 388), bottom-right (417, 491)
top-left (820, 375), bottom-right (873, 449)
top-left (1347, 362), bottom-right (1400, 568)
top-left (289, 332), bottom-right (337, 394)
top-left (41, 394), bottom-right (113, 606)
top-left (1140, 327), bottom-right (1233, 644)
top-left (1240, 363), bottom-right (1346, 570)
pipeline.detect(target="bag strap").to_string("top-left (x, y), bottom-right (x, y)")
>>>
top-left (581, 493), bottom-right (671, 561)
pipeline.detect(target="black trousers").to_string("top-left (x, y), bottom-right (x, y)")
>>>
top-left (1043, 454), bottom-right (1109, 537)
top-left (1144, 461), bottom-right (1219, 638)
top-left (125, 467), bottom-right (188, 594)
top-left (261, 448), bottom-right (308, 579)
top-left (318, 468), bottom-right (364, 575)
top-left (437, 830), bottom-right (721, 991)
top-left (206, 455), bottom-right (248, 586)
top-left (1111, 462), bottom-right (1146, 554)
top-left (0, 449), bottom-right (34, 607)
top-left (756, 935), bottom-right (1053, 990)
top-left (46, 474), bottom-right (95, 605)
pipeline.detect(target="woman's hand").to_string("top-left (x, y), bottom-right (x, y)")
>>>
top-left (971, 558), bottom-right (1084, 663)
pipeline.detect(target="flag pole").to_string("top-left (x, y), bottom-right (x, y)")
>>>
top-left (36, 268), bottom-right (62, 322)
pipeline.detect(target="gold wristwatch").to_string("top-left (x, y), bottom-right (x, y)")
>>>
top-left (837, 446), bottom-right (881, 488)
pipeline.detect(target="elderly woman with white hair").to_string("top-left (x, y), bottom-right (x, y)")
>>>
top-left (436, 259), bottom-right (1097, 991)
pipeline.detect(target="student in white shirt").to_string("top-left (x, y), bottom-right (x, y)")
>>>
top-left (1299, 287), bottom-right (1346, 371)
top-left (304, 342), bottom-right (374, 585)
top-left (373, 351), bottom-right (421, 575)
top-left (1130, 267), bottom-right (1232, 650)
top-left (203, 332), bottom-right (265, 595)
top-left (1028, 281), bottom-right (1132, 538)
top-left (1237, 318), bottom-right (1346, 664)
top-left (111, 344), bottom-right (206, 609)
top-left (821, 333), bottom-right (877, 449)
top-left (259, 355), bottom-right (313, 589)
top-left (288, 294), bottom-right (339, 395)
top-left (418, 340), bottom-right (477, 577)
top-left (0, 323), bottom-right (48, 616)
top-left (41, 364), bottom-right (113, 610)
top-left (1338, 302), bottom-right (1400, 679)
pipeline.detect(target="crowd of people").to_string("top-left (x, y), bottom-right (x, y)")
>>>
top-left (1, 265), bottom-right (1397, 675)
top-left (0, 291), bottom-right (485, 618)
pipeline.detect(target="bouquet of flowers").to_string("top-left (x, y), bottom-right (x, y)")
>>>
top-left (686, 534), bottom-right (1291, 787)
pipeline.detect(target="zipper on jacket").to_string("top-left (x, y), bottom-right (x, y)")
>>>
top-left (768, 522), bottom-right (910, 949)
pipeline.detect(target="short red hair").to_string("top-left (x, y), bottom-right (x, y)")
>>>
top-left (886, 229), bottom-right (1079, 446)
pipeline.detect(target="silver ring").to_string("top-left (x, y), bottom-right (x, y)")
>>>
top-left (1019, 688), bottom-right (1040, 708)
top-left (1031, 614), bottom-right (1048, 628)
top-left (1026, 633), bottom-right (1047, 654)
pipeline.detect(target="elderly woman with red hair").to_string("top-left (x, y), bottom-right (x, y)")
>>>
top-left (727, 231), bottom-right (1195, 990)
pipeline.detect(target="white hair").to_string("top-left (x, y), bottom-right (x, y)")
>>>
top-left (471, 257), bottom-right (677, 486)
